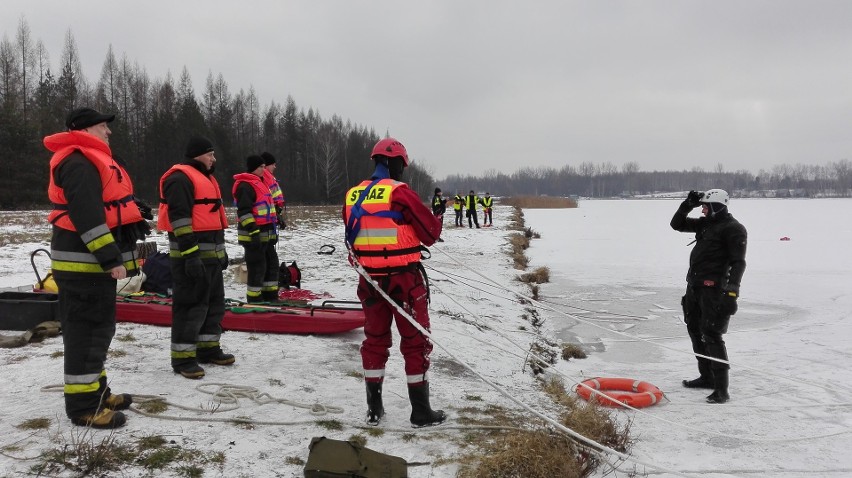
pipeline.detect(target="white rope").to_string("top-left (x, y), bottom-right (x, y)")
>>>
top-left (346, 246), bottom-right (694, 478)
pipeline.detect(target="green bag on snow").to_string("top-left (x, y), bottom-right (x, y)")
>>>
top-left (303, 436), bottom-right (408, 478)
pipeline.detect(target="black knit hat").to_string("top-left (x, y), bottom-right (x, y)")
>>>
top-left (261, 152), bottom-right (276, 166)
top-left (246, 155), bottom-right (265, 172)
top-left (66, 107), bottom-right (115, 130)
top-left (185, 136), bottom-right (214, 158)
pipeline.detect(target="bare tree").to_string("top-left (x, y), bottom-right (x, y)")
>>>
top-left (15, 17), bottom-right (36, 122)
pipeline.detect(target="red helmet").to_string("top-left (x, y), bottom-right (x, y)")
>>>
top-left (371, 138), bottom-right (409, 166)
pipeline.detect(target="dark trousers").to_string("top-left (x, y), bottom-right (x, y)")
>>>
top-left (57, 276), bottom-right (117, 418)
top-left (170, 259), bottom-right (225, 369)
top-left (454, 209), bottom-right (463, 226)
top-left (467, 209), bottom-right (479, 228)
top-left (358, 269), bottom-right (433, 385)
top-left (682, 286), bottom-right (731, 377)
top-left (243, 241), bottom-right (279, 302)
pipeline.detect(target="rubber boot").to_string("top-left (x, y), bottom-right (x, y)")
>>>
top-left (365, 381), bottom-right (384, 426)
top-left (198, 347), bottom-right (236, 365)
top-left (706, 369), bottom-right (730, 404)
top-left (683, 360), bottom-right (714, 388)
top-left (70, 409), bottom-right (127, 429)
top-left (408, 382), bottom-right (446, 428)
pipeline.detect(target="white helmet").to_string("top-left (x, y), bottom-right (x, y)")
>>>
top-left (700, 189), bottom-right (729, 206)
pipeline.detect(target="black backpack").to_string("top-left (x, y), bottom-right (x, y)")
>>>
top-left (141, 252), bottom-right (173, 295)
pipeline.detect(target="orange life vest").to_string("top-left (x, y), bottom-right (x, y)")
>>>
top-left (262, 169), bottom-right (285, 210)
top-left (157, 164), bottom-right (228, 232)
top-left (232, 173), bottom-right (275, 225)
top-left (45, 131), bottom-right (143, 230)
top-left (344, 179), bottom-right (421, 274)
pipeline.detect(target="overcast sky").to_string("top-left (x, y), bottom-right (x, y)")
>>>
top-left (4, 1), bottom-right (852, 178)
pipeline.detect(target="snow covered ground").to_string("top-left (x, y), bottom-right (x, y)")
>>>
top-left (0, 205), bottom-right (565, 477)
top-left (1, 199), bottom-right (850, 477)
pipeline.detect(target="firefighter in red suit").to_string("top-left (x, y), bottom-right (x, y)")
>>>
top-left (343, 138), bottom-right (445, 428)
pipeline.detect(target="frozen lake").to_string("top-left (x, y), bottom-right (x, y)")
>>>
top-left (525, 199), bottom-right (852, 476)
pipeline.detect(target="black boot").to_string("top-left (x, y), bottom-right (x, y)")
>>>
top-left (706, 369), bottom-right (730, 404)
top-left (408, 382), bottom-right (446, 428)
top-left (683, 359), bottom-right (714, 388)
top-left (366, 381), bottom-right (384, 426)
top-left (682, 375), bottom-right (714, 389)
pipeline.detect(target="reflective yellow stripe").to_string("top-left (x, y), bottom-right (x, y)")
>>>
top-left (354, 236), bottom-right (396, 246)
top-left (174, 225), bottom-right (193, 236)
top-left (86, 233), bottom-right (115, 252)
top-left (171, 351), bottom-right (196, 359)
top-left (181, 245), bottom-right (199, 256)
top-left (52, 260), bottom-right (106, 273)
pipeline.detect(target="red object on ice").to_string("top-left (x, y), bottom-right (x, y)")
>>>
top-left (780, 236), bottom-right (791, 241)
top-left (115, 293), bottom-right (364, 334)
top-left (279, 288), bottom-right (332, 301)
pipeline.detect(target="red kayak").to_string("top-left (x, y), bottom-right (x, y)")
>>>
top-left (115, 293), bottom-right (365, 335)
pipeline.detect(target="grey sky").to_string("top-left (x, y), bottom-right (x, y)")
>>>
top-left (4, 1), bottom-right (852, 178)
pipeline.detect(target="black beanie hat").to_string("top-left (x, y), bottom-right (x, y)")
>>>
top-left (185, 136), bottom-right (214, 158)
top-left (66, 107), bottom-right (115, 130)
top-left (261, 152), bottom-right (276, 166)
top-left (246, 155), bottom-right (265, 172)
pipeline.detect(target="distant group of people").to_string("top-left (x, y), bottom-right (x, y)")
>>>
top-left (431, 188), bottom-right (493, 229)
top-left (46, 107), bottom-right (286, 429)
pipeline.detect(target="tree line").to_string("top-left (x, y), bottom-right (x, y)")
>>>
top-left (0, 19), bottom-right (437, 209)
top-left (443, 160), bottom-right (852, 199)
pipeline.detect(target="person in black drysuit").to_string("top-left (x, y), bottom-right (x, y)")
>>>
top-left (670, 189), bottom-right (747, 404)
top-left (431, 187), bottom-right (447, 242)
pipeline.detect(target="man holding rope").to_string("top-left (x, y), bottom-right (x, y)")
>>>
top-left (343, 137), bottom-right (445, 427)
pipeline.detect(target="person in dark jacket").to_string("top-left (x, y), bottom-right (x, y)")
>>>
top-left (233, 155), bottom-right (279, 302)
top-left (464, 190), bottom-right (480, 228)
top-left (158, 136), bottom-right (232, 379)
top-left (44, 107), bottom-right (151, 429)
top-left (343, 137), bottom-right (446, 428)
top-left (671, 189), bottom-right (747, 404)
top-left (431, 187), bottom-right (447, 242)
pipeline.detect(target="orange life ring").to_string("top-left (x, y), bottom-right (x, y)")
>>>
top-left (576, 377), bottom-right (664, 408)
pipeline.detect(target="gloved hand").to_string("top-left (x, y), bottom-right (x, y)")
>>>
top-left (277, 212), bottom-right (286, 229)
top-left (219, 251), bottom-right (229, 271)
top-left (686, 190), bottom-right (704, 208)
top-left (720, 290), bottom-right (738, 316)
top-left (134, 198), bottom-right (154, 220)
top-left (185, 256), bottom-right (205, 278)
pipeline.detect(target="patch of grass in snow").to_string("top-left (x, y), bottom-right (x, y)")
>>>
top-left (561, 343), bottom-right (587, 360)
top-left (15, 417), bottom-right (51, 430)
top-left (347, 434), bottom-right (367, 447)
top-left (137, 398), bottom-right (168, 414)
top-left (502, 196), bottom-right (578, 210)
top-left (316, 419), bottom-right (343, 431)
top-left (285, 456), bottom-right (305, 465)
top-left (454, 378), bottom-right (631, 478)
top-left (518, 266), bottom-right (550, 284)
top-left (365, 427), bottom-right (384, 437)
top-left (50, 350), bottom-right (63, 359)
top-left (116, 333), bottom-right (136, 342)
top-left (107, 349), bottom-right (127, 358)
top-left (267, 378), bottom-right (284, 387)
top-left (346, 370), bottom-right (364, 379)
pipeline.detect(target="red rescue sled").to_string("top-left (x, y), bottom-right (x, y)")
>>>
top-left (115, 293), bottom-right (365, 335)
